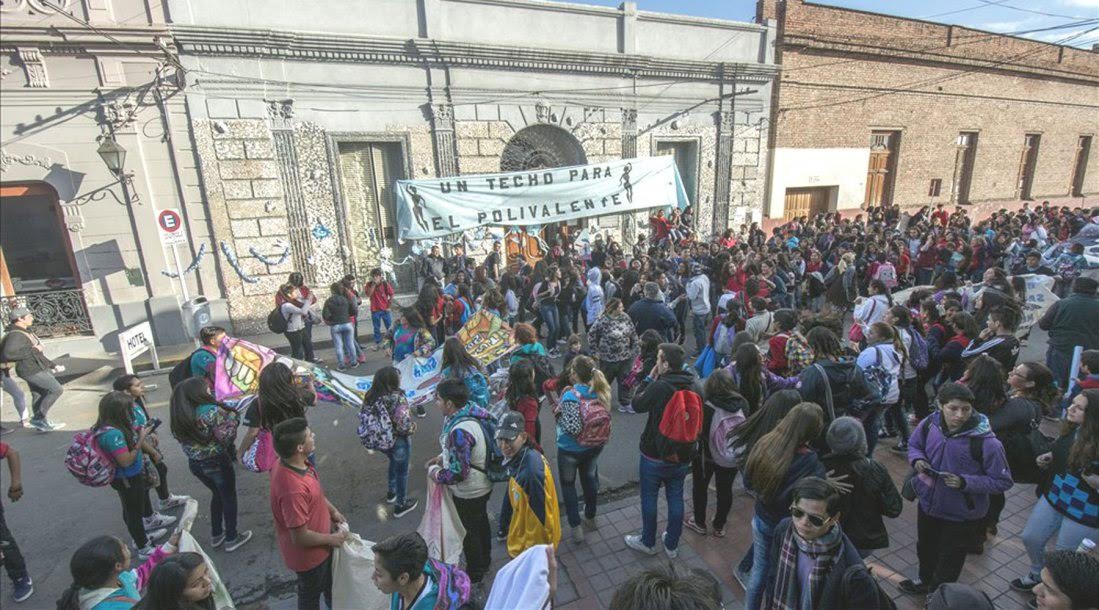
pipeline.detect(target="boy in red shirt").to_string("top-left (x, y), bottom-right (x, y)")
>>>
top-left (270, 418), bottom-right (350, 610)
top-left (363, 268), bottom-right (394, 349)
top-left (0, 441), bottom-right (33, 602)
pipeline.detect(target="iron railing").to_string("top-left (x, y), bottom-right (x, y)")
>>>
top-left (1, 289), bottom-right (93, 338)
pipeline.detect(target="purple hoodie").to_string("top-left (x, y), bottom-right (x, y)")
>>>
top-left (907, 412), bottom-right (1013, 522)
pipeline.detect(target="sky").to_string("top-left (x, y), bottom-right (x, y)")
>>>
top-left (561, 0), bottom-right (1099, 48)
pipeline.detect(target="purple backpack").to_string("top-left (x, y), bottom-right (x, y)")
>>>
top-left (65, 429), bottom-right (116, 487)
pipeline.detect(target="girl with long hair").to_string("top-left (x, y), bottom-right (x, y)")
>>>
top-left (556, 355), bottom-right (612, 544)
top-left (724, 343), bottom-right (797, 414)
top-left (237, 362), bottom-right (316, 464)
top-left (960, 354), bottom-right (1007, 416)
top-left (94, 391), bottom-right (172, 558)
top-left (796, 326), bottom-right (877, 450)
top-left (882, 306), bottom-right (919, 452)
top-left (169, 378), bottom-right (252, 553)
top-left (684, 370), bottom-right (750, 539)
top-left (1013, 388), bottom-right (1099, 593)
top-left (113, 375), bottom-right (190, 513)
top-left (135, 552), bottom-right (217, 610)
top-left (56, 533), bottom-right (181, 610)
top-left (359, 366), bottom-right (417, 517)
top-left (939, 311), bottom-right (980, 384)
top-left (441, 336), bottom-right (489, 409)
top-left (415, 281), bottom-right (445, 344)
top-left (505, 359), bottom-right (541, 450)
top-left (388, 306), bottom-right (436, 364)
top-left (741, 402), bottom-right (827, 609)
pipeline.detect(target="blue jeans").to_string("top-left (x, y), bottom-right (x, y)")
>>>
top-left (1046, 346), bottom-right (1073, 391)
top-left (540, 304), bottom-right (560, 346)
top-left (558, 446), bottom-right (602, 527)
top-left (371, 310), bottom-right (392, 345)
top-left (384, 436), bottom-right (411, 504)
top-left (745, 515), bottom-right (777, 610)
top-left (1021, 496), bottom-right (1099, 579)
top-left (330, 322), bottom-right (360, 366)
top-left (639, 454), bottom-right (688, 549)
top-left (187, 453), bottom-right (238, 540)
top-left (691, 311), bottom-right (709, 355)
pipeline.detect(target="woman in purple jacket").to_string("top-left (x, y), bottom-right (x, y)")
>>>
top-left (899, 382), bottom-right (1013, 596)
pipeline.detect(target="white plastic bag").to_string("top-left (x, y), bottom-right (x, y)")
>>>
top-left (179, 531), bottom-right (236, 610)
top-left (331, 525), bottom-right (389, 610)
top-left (417, 475), bottom-right (467, 565)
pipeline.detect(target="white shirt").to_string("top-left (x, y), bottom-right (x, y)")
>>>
top-left (857, 343), bottom-right (902, 404)
top-left (686, 274), bottom-right (711, 315)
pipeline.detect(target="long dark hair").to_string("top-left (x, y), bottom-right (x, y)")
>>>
top-left (362, 366), bottom-right (401, 406)
top-left (729, 389), bottom-right (803, 463)
top-left (964, 354), bottom-right (1007, 414)
top-left (256, 362), bottom-right (311, 430)
top-left (744, 403), bottom-right (825, 501)
top-left (94, 391), bottom-right (137, 449)
top-left (135, 553), bottom-right (215, 610)
top-left (442, 337), bottom-right (482, 377)
top-left (401, 306), bottom-right (426, 329)
top-left (57, 536), bottom-right (127, 610)
top-left (170, 377), bottom-right (220, 446)
top-left (112, 374), bottom-right (149, 421)
top-left (732, 343), bottom-right (764, 413)
top-left (1069, 389), bottom-right (1099, 472)
top-left (1016, 362), bottom-right (1060, 417)
top-left (506, 359), bottom-right (537, 409)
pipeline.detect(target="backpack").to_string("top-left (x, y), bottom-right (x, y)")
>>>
top-left (576, 394), bottom-right (612, 448)
top-left (357, 398), bottom-right (396, 452)
top-left (168, 349), bottom-right (202, 389)
top-left (713, 322), bottom-right (737, 356)
top-left (876, 262), bottom-right (898, 289)
top-left (240, 396), bottom-right (277, 473)
top-left (708, 404), bottom-right (746, 468)
top-left (515, 352), bottom-right (556, 397)
top-left (267, 305), bottom-right (289, 334)
top-left (908, 328), bottom-right (930, 371)
top-left (453, 416), bottom-right (510, 483)
top-left (65, 429), bottom-right (116, 487)
top-left (653, 389), bottom-right (703, 463)
top-left (852, 347), bottom-right (894, 419)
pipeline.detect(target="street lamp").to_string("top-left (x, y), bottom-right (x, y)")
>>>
top-left (96, 136), bottom-right (127, 175)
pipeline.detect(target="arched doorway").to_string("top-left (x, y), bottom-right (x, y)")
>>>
top-left (0, 182), bottom-right (91, 337)
top-left (499, 125), bottom-right (588, 264)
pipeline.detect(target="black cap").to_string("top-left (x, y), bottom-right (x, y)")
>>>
top-left (495, 411), bottom-right (526, 440)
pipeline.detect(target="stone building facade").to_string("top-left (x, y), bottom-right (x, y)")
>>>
top-left (0, 0), bottom-right (226, 349)
top-left (169, 0), bottom-right (777, 332)
top-left (758, 0), bottom-right (1099, 221)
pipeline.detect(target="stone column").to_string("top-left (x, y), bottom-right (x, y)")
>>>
top-left (713, 109), bottom-right (735, 235)
top-left (430, 103), bottom-right (459, 177)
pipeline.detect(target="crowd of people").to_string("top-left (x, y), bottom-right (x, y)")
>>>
top-left (2, 200), bottom-right (1099, 609)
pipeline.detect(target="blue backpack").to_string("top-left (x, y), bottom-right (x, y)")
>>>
top-left (908, 328), bottom-right (930, 371)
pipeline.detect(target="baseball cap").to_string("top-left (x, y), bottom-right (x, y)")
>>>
top-left (8, 307), bottom-right (31, 322)
top-left (495, 411), bottom-right (526, 441)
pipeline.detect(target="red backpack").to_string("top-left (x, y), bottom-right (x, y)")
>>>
top-left (654, 390), bottom-right (703, 463)
top-left (576, 395), bottom-right (612, 448)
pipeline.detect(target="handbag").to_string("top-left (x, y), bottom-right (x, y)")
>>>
top-left (142, 457), bottom-right (160, 489)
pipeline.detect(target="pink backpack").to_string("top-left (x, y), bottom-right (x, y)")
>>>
top-left (708, 406), bottom-right (746, 468)
top-left (65, 429), bottom-right (116, 487)
top-left (240, 396), bottom-right (277, 473)
top-left (576, 395), bottom-right (612, 448)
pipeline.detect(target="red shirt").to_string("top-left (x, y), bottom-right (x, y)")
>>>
top-left (365, 281), bottom-right (394, 313)
top-left (932, 210), bottom-right (949, 227)
top-left (0, 441), bottom-right (8, 460)
top-left (768, 333), bottom-right (790, 374)
top-left (270, 460), bottom-right (332, 572)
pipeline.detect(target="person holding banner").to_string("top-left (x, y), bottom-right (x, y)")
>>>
top-left (441, 338), bottom-right (490, 409)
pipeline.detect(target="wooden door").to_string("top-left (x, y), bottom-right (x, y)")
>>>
top-left (783, 187), bottom-right (829, 221)
top-left (865, 131), bottom-right (899, 208)
top-left (1016, 134), bottom-right (1041, 200)
top-left (1071, 136), bottom-right (1092, 197)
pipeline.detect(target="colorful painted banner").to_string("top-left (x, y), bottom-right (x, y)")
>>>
top-left (456, 310), bottom-right (514, 366)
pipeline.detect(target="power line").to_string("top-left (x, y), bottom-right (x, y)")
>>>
top-left (974, 0), bottom-right (1092, 20)
top-left (922, 0), bottom-right (1010, 19)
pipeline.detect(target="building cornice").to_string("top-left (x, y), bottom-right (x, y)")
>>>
top-left (0, 24), bottom-right (174, 54)
top-left (170, 25), bottom-right (778, 84)
top-left (782, 33), bottom-right (1099, 86)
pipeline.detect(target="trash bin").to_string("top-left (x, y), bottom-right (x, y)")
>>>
top-left (181, 296), bottom-right (211, 339)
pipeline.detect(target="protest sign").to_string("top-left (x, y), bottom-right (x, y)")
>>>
top-left (892, 274), bottom-right (1058, 340)
top-left (456, 310), bottom-right (514, 366)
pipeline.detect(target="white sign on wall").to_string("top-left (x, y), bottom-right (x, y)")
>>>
top-left (156, 208), bottom-right (188, 247)
top-left (119, 321), bottom-right (161, 375)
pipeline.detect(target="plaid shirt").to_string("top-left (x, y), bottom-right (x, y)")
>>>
top-left (785, 332), bottom-right (814, 375)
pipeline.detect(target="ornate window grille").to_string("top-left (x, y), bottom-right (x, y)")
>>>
top-left (499, 125), bottom-right (587, 172)
top-left (1, 289), bottom-right (93, 338)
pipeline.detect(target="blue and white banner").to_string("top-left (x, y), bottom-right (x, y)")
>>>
top-left (395, 156), bottom-right (689, 240)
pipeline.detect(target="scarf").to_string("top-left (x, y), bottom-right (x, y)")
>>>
top-left (767, 523), bottom-right (843, 610)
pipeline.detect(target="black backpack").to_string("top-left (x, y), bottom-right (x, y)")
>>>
top-left (514, 352), bottom-right (557, 397)
top-left (267, 306), bottom-right (288, 334)
top-left (452, 416), bottom-right (509, 483)
top-left (168, 349), bottom-right (202, 389)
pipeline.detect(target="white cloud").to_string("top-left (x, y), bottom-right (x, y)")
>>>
top-left (975, 20), bottom-right (1028, 32)
top-left (1061, 0), bottom-right (1099, 9)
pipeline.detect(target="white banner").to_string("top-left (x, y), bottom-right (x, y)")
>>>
top-left (394, 156), bottom-right (689, 240)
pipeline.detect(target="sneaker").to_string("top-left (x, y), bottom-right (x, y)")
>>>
top-left (890, 443), bottom-right (909, 454)
top-left (137, 545), bottom-right (157, 560)
top-left (495, 530), bottom-right (507, 543)
top-left (878, 429), bottom-right (896, 439)
top-left (224, 530), bottom-right (253, 552)
top-left (146, 528), bottom-right (169, 542)
top-left (1011, 575), bottom-right (1040, 592)
top-left (349, 361), bottom-right (360, 369)
top-left (385, 491), bottom-right (397, 504)
top-left (12, 576), bottom-right (33, 602)
top-left (28, 418), bottom-right (65, 432)
top-left (898, 579), bottom-right (928, 595)
top-left (582, 517), bottom-right (598, 531)
top-left (712, 527), bottom-right (726, 538)
top-left (143, 513), bottom-right (177, 530)
top-left (393, 499), bottom-right (419, 518)
top-left (156, 495), bottom-right (191, 511)
top-left (18, 414), bottom-right (29, 427)
top-left (616, 404), bottom-right (636, 414)
top-left (211, 534), bottom-right (225, 548)
top-left (683, 516), bottom-right (707, 535)
top-left (337, 365), bottom-right (346, 371)
top-left (0, 426), bottom-right (13, 436)
top-left (661, 531), bottom-right (678, 559)
top-left (571, 525), bottom-right (585, 544)
top-left (624, 534), bottom-right (657, 556)
top-left (415, 405), bottom-right (428, 419)
top-left (357, 353), bottom-right (368, 362)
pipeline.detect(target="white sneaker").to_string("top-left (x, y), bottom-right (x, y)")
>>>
top-left (661, 531), bottom-right (679, 559)
top-left (146, 528), bottom-right (169, 542)
top-left (624, 534), bottom-right (657, 555)
top-left (571, 525), bottom-right (585, 544)
top-left (156, 495), bottom-right (190, 511)
top-left (143, 513), bottom-right (176, 530)
top-left (224, 530), bottom-right (253, 552)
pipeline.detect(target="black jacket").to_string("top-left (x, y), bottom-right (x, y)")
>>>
top-left (821, 453), bottom-right (903, 550)
top-left (633, 369), bottom-right (700, 463)
top-left (1039, 292), bottom-right (1099, 352)
top-left (0, 327), bottom-right (55, 378)
top-left (321, 294), bottom-right (356, 325)
top-left (628, 297), bottom-right (677, 341)
top-left (765, 519), bottom-right (883, 610)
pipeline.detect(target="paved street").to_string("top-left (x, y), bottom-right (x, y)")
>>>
top-left (0, 324), bottom-right (1056, 608)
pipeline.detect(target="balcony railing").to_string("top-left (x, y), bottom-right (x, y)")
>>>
top-left (1, 289), bottom-right (93, 338)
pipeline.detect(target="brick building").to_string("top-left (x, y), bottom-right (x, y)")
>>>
top-left (757, 0), bottom-right (1099, 221)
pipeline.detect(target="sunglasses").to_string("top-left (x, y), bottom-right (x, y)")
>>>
top-left (789, 505), bottom-right (830, 527)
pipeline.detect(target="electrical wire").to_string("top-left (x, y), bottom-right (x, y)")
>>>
top-left (921, 0), bottom-right (1010, 19)
top-left (974, 0), bottom-right (1093, 21)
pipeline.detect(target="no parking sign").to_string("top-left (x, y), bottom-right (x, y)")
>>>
top-left (157, 208), bottom-right (188, 246)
